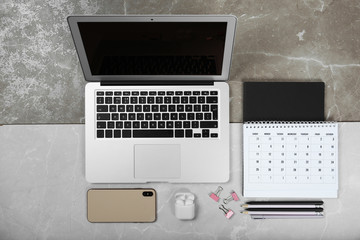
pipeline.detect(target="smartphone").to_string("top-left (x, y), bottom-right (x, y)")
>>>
top-left (87, 188), bottom-right (156, 223)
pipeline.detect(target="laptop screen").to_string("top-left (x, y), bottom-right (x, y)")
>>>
top-left (77, 22), bottom-right (227, 76)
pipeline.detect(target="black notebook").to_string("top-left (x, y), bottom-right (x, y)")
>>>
top-left (243, 82), bottom-right (324, 122)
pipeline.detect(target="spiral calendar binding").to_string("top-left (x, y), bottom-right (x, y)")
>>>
top-left (244, 121), bottom-right (337, 129)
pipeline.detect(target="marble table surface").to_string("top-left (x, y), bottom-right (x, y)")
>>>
top-left (0, 123), bottom-right (359, 240)
top-left (1, 1), bottom-right (360, 124)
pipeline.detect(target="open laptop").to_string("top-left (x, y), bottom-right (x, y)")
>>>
top-left (68, 15), bottom-right (237, 183)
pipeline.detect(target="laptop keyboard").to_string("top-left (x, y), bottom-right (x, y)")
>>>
top-left (95, 90), bottom-right (219, 139)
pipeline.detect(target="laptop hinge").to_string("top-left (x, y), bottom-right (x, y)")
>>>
top-left (100, 81), bottom-right (214, 86)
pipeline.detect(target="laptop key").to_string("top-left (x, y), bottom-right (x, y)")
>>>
top-left (97, 97), bottom-right (104, 104)
top-left (198, 96), bottom-right (205, 103)
top-left (133, 130), bottom-right (173, 138)
top-left (160, 105), bottom-right (167, 112)
top-left (97, 121), bottom-right (106, 128)
top-left (175, 130), bottom-right (184, 138)
top-left (204, 113), bottom-right (212, 120)
top-left (158, 121), bottom-right (165, 128)
top-left (202, 91), bottom-right (209, 95)
top-left (175, 91), bottom-right (183, 95)
top-left (124, 121), bottom-right (131, 128)
top-left (141, 121), bottom-right (148, 128)
top-left (128, 113), bottom-right (136, 120)
top-left (110, 105), bottom-right (117, 112)
top-left (123, 91), bottom-right (130, 96)
top-left (122, 130), bottom-right (131, 138)
top-left (145, 113), bottom-right (152, 120)
top-left (150, 121), bottom-right (157, 128)
top-left (211, 133), bottom-right (218, 138)
top-left (192, 121), bottom-right (199, 128)
top-left (135, 105), bottom-right (142, 112)
top-left (97, 113), bottom-right (110, 120)
top-left (107, 121), bottom-right (115, 128)
top-left (154, 113), bottom-right (161, 120)
top-left (202, 105), bottom-right (209, 111)
top-left (97, 91), bottom-right (104, 96)
top-left (132, 91), bottom-right (139, 96)
top-left (97, 105), bottom-right (108, 112)
top-left (97, 130), bottom-right (104, 138)
top-left (133, 121), bottom-right (140, 128)
top-left (181, 97), bottom-right (188, 103)
top-left (149, 91), bottom-right (157, 95)
top-left (206, 96), bottom-right (218, 103)
top-left (105, 97), bottom-right (112, 104)
top-left (122, 97), bottom-right (129, 104)
top-left (183, 121), bottom-right (190, 128)
top-left (116, 121), bottom-right (123, 128)
top-left (164, 97), bottom-right (171, 103)
top-left (147, 97), bottom-right (154, 104)
top-left (105, 130), bottom-right (112, 138)
top-left (185, 129), bottom-right (193, 138)
top-left (137, 113), bottom-right (144, 120)
top-left (120, 113), bottom-right (127, 120)
top-left (179, 113), bottom-right (186, 120)
top-left (126, 105), bottom-right (134, 112)
top-left (202, 129), bottom-right (210, 138)
top-left (175, 121), bottom-right (182, 128)
top-left (166, 91), bottom-right (174, 95)
top-left (171, 113), bottom-right (178, 120)
top-left (105, 91), bottom-right (113, 96)
top-left (139, 97), bottom-right (146, 104)
top-left (157, 91), bottom-right (165, 95)
top-left (200, 121), bottom-right (218, 128)
top-left (194, 133), bottom-right (201, 138)
top-left (114, 91), bottom-right (122, 96)
top-left (131, 97), bottom-right (138, 104)
top-left (166, 121), bottom-right (174, 128)
top-left (210, 91), bottom-right (218, 95)
top-left (114, 97), bottom-right (121, 104)
top-left (162, 113), bottom-right (170, 120)
top-left (114, 130), bottom-right (121, 138)
top-left (184, 91), bottom-right (191, 95)
top-left (143, 105), bottom-right (150, 112)
top-left (118, 105), bottom-right (125, 112)
top-left (140, 91), bottom-right (148, 96)
top-left (112, 113), bottom-right (119, 120)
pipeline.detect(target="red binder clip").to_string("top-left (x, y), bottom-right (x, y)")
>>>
top-left (223, 190), bottom-right (239, 204)
top-left (219, 204), bottom-right (234, 219)
top-left (209, 186), bottom-right (223, 202)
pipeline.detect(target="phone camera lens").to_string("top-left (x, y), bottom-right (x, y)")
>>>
top-left (143, 191), bottom-right (153, 197)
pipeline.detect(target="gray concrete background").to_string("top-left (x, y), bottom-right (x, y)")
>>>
top-left (1, 0), bottom-right (360, 124)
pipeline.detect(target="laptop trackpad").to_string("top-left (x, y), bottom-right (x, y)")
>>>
top-left (134, 144), bottom-right (181, 179)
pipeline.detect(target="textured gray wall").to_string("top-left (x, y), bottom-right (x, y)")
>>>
top-left (1, 0), bottom-right (360, 124)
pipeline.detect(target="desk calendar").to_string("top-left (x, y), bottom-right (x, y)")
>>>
top-left (243, 122), bottom-right (338, 198)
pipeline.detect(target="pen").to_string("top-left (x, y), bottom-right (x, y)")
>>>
top-left (242, 201), bottom-right (324, 209)
top-left (242, 209), bottom-right (323, 216)
top-left (251, 214), bottom-right (324, 219)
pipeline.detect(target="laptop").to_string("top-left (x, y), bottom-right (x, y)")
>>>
top-left (68, 15), bottom-right (237, 183)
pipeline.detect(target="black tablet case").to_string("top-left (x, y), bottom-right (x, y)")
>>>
top-left (243, 82), bottom-right (324, 122)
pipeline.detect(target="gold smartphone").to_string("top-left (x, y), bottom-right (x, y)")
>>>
top-left (87, 188), bottom-right (156, 223)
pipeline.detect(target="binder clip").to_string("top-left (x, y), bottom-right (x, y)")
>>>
top-left (219, 204), bottom-right (234, 219)
top-left (223, 190), bottom-right (239, 204)
top-left (209, 186), bottom-right (223, 202)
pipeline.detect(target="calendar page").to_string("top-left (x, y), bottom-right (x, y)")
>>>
top-left (243, 122), bottom-right (338, 198)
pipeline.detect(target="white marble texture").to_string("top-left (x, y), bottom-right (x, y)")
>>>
top-left (0, 123), bottom-right (359, 239)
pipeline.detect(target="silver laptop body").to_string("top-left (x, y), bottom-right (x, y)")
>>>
top-left (68, 15), bottom-right (237, 183)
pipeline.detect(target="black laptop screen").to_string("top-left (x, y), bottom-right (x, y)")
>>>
top-left (77, 22), bottom-right (227, 75)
